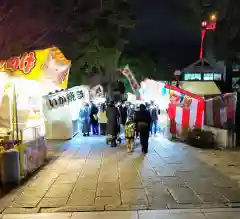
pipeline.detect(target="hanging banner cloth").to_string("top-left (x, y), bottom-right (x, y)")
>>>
top-left (205, 92), bottom-right (236, 129)
top-left (120, 65), bottom-right (142, 100)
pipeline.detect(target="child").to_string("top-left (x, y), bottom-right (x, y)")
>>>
top-left (124, 119), bottom-right (135, 153)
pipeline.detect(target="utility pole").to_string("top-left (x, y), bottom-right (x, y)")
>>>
top-left (200, 13), bottom-right (217, 59)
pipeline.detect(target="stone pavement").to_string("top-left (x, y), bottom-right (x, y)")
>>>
top-left (1, 135), bottom-right (240, 214)
top-left (1, 208), bottom-right (240, 219)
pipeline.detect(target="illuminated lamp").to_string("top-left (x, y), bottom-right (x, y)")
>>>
top-left (201, 21), bottom-right (207, 27)
top-left (210, 13), bottom-right (217, 21)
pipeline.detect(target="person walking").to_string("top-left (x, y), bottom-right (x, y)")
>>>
top-left (119, 103), bottom-right (128, 133)
top-left (80, 103), bottom-right (90, 136)
top-left (106, 101), bottom-right (120, 147)
top-left (99, 103), bottom-right (107, 135)
top-left (90, 102), bottom-right (99, 135)
top-left (150, 103), bottom-right (159, 136)
top-left (135, 104), bottom-right (152, 154)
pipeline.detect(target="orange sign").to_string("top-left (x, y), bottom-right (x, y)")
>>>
top-left (0, 52), bottom-right (37, 74)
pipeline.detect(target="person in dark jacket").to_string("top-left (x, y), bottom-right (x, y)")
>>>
top-left (90, 102), bottom-right (99, 135)
top-left (119, 104), bottom-right (128, 126)
top-left (150, 104), bottom-right (159, 135)
top-left (106, 101), bottom-right (120, 147)
top-left (135, 104), bottom-right (152, 154)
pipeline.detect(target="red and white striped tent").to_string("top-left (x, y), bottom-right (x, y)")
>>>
top-left (165, 84), bottom-right (205, 139)
top-left (205, 93), bottom-right (236, 129)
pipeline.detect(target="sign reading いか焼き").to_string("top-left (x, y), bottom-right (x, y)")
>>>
top-left (47, 90), bottom-right (84, 109)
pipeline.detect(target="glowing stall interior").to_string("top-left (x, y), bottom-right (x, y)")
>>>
top-left (0, 47), bottom-right (72, 142)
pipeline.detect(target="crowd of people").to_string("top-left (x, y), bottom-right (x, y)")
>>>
top-left (79, 101), bottom-right (160, 154)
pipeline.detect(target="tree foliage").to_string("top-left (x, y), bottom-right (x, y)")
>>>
top-left (68, 0), bottom-right (136, 88)
top-left (0, 0), bottom-right (136, 92)
top-left (0, 0), bottom-right (101, 59)
top-left (212, 0), bottom-right (240, 62)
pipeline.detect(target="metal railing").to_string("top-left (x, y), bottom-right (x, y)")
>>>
top-left (19, 124), bottom-right (45, 144)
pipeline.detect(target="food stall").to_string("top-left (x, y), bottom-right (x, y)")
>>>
top-left (204, 93), bottom-right (237, 148)
top-left (139, 79), bottom-right (204, 140)
top-left (164, 84), bottom-right (205, 140)
top-left (0, 46), bottom-right (71, 182)
top-left (43, 85), bottom-right (90, 140)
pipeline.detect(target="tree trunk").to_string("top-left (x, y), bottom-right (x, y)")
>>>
top-left (224, 59), bottom-right (233, 92)
top-left (107, 82), bottom-right (113, 101)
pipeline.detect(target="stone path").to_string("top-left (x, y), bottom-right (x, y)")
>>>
top-left (1, 208), bottom-right (240, 219)
top-left (1, 135), bottom-right (240, 214)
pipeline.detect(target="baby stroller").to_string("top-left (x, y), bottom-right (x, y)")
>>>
top-left (106, 134), bottom-right (121, 146)
top-left (106, 123), bottom-right (121, 146)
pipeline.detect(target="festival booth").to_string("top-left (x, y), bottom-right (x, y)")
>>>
top-left (139, 79), bottom-right (171, 136)
top-left (0, 47), bottom-right (71, 182)
top-left (43, 86), bottom-right (90, 140)
top-left (204, 93), bottom-right (237, 148)
top-left (139, 79), bottom-right (205, 139)
top-left (164, 84), bottom-right (205, 140)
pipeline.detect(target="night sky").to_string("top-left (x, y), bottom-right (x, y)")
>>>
top-left (126, 0), bottom-right (202, 70)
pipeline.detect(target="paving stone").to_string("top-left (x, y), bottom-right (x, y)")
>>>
top-left (204, 211), bottom-right (240, 219)
top-left (105, 204), bottom-right (149, 211)
top-left (167, 187), bottom-right (201, 204)
top-left (156, 169), bottom-right (176, 177)
top-left (0, 190), bottom-right (24, 210)
top-left (121, 189), bottom-right (148, 205)
top-left (96, 182), bottom-right (120, 197)
top-left (72, 211), bottom-right (139, 219)
top-left (146, 189), bottom-right (176, 207)
top-left (54, 174), bottom-right (79, 184)
top-left (20, 188), bottom-right (48, 198)
top-left (68, 189), bottom-right (96, 206)
top-left (38, 197), bottom-right (68, 208)
top-left (160, 176), bottom-right (188, 188)
top-left (95, 196), bottom-right (121, 206)
top-left (10, 194), bottom-right (42, 208)
top-left (198, 193), bottom-right (228, 204)
top-left (29, 179), bottom-right (55, 190)
top-left (2, 136), bottom-right (240, 213)
top-left (2, 207), bottom-right (39, 214)
top-left (138, 210), bottom-right (206, 219)
top-left (218, 188), bottom-right (240, 203)
top-left (45, 184), bottom-right (74, 198)
top-left (75, 178), bottom-right (98, 190)
top-left (98, 176), bottom-right (119, 183)
top-left (120, 177), bottom-right (144, 189)
top-left (186, 183), bottom-right (219, 195)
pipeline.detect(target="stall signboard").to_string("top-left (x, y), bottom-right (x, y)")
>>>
top-left (169, 90), bottom-right (193, 109)
top-left (46, 89), bottom-right (85, 109)
top-left (90, 85), bottom-right (104, 100)
top-left (0, 47), bottom-right (71, 89)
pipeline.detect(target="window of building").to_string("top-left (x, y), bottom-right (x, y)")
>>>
top-left (213, 73), bottom-right (222, 80)
top-left (184, 73), bottom-right (201, 80)
top-left (203, 73), bottom-right (214, 80)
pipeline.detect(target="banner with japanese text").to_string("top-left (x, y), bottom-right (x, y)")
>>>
top-left (0, 47), bottom-right (71, 89)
